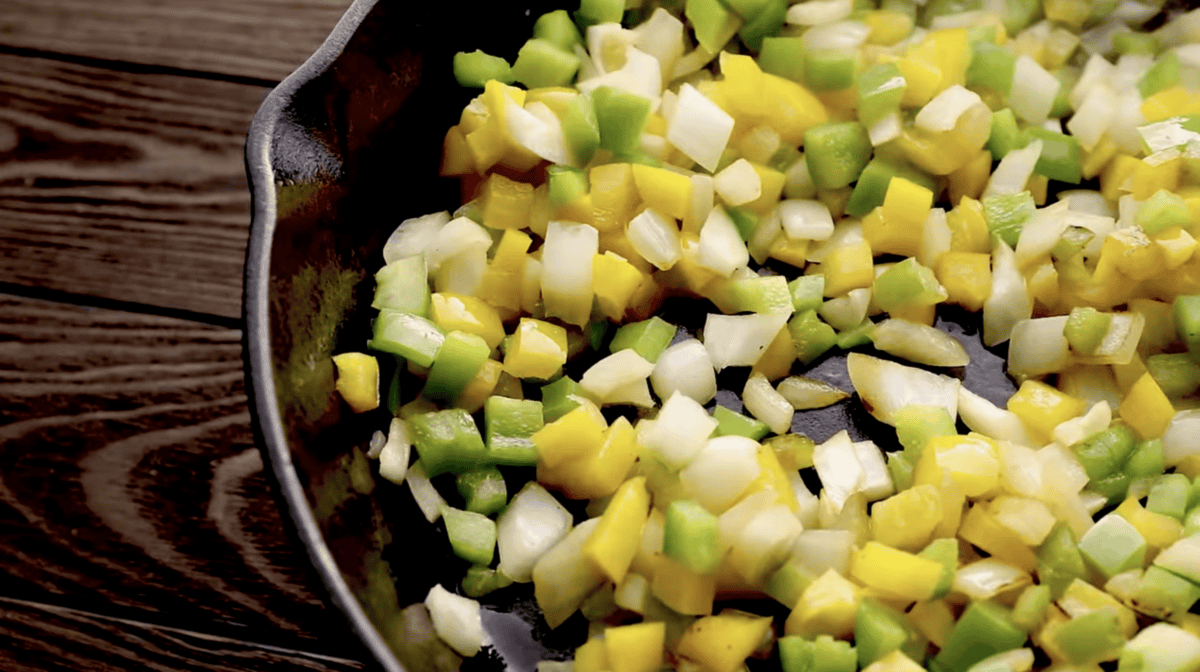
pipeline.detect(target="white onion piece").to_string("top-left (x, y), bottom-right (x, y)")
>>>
top-left (541, 221), bottom-right (597, 327)
top-left (586, 23), bottom-right (635, 75)
top-left (729, 505), bottom-right (804, 584)
top-left (406, 460), bottom-right (445, 523)
top-left (990, 496), bottom-right (1057, 545)
top-left (577, 46), bottom-right (663, 109)
top-left (1061, 190), bottom-right (1115, 218)
top-left (748, 207), bottom-right (784, 265)
top-left (1071, 53), bottom-right (1117, 109)
top-left (605, 379), bottom-right (655, 408)
top-left (651, 338), bottom-right (717, 405)
top-left (871, 319), bottom-right (970, 367)
top-left (378, 417), bottom-right (411, 484)
top-left (813, 430), bottom-right (864, 513)
top-left (997, 440), bottom-right (1043, 498)
top-left (1008, 55), bottom-right (1060, 125)
top-left (971, 650), bottom-right (1035, 672)
top-left (919, 207), bottom-right (952, 269)
top-left (532, 517), bottom-right (604, 628)
top-left (785, 0), bottom-right (853, 26)
top-left (818, 491), bottom-right (869, 546)
top-left (743, 372), bottom-right (795, 435)
top-left (1036, 444), bottom-right (1089, 495)
top-left (915, 85), bottom-right (985, 133)
top-left (868, 112), bottom-right (903, 146)
top-left (686, 173), bottom-right (715, 232)
top-left (383, 211), bottom-right (450, 263)
top-left (1111, 89), bottom-right (1149, 154)
top-left (777, 376), bottom-right (849, 410)
top-left (983, 240), bottom-right (1032, 347)
top-left (1015, 198), bottom-right (1070, 269)
top-left (425, 584), bottom-right (485, 657)
top-left (1066, 84), bottom-right (1116, 152)
top-left (784, 152), bottom-right (818, 199)
top-left (1079, 490), bottom-right (1109, 516)
top-left (713, 158), bottom-right (763, 206)
top-left (1007, 316), bottom-right (1071, 381)
top-left (497, 482), bottom-right (573, 583)
top-left (427, 216), bottom-right (492, 272)
top-left (680, 436), bottom-right (763, 513)
top-left (717, 490), bottom-right (776, 552)
top-left (1163, 410), bottom-right (1200, 467)
top-left (846, 353), bottom-right (960, 426)
top-left (853, 440), bottom-right (894, 501)
top-left (703, 312), bottom-right (790, 371)
top-left (667, 83), bottom-right (734, 172)
top-left (778, 199), bottom-right (835, 241)
top-left (800, 20), bottom-right (870, 51)
top-left (983, 139), bottom-right (1043, 198)
top-left (632, 8), bottom-right (684, 79)
top-left (1052, 401), bottom-right (1112, 449)
top-left (506, 99), bottom-right (569, 165)
top-left (953, 559), bottom-right (1032, 602)
top-left (698, 206), bottom-right (750, 277)
top-left (1066, 211), bottom-right (1116, 259)
top-left (580, 349), bottom-right (656, 402)
top-left (806, 219), bottom-right (863, 263)
top-left (792, 529), bottom-right (855, 577)
top-left (627, 207), bottom-right (682, 270)
top-left (434, 245), bottom-right (488, 296)
top-left (959, 386), bottom-right (1037, 447)
top-left (819, 288), bottom-right (871, 332)
top-left (789, 472), bottom-right (820, 529)
top-left (639, 391), bottom-right (720, 469)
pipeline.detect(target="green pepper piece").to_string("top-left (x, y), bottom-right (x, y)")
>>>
top-left (663, 499), bottom-right (722, 574)
top-left (845, 156), bottom-right (935, 217)
top-left (1051, 608), bottom-right (1125, 666)
top-left (934, 601), bottom-right (1027, 672)
top-left (593, 86), bottom-right (652, 155)
top-left (1010, 584), bottom-right (1051, 632)
top-left (370, 310), bottom-right (445, 368)
top-left (1188, 476), bottom-right (1200, 510)
top-left (856, 62), bottom-right (906, 128)
top-left (373, 255), bottom-right (431, 317)
top-left (1127, 439), bottom-right (1167, 479)
top-left (966, 42), bottom-right (1015, 95)
top-left (982, 191), bottom-right (1035, 248)
top-left (759, 36), bottom-right (806, 81)
top-left (686, 0), bottom-right (743, 53)
top-left (441, 504), bottom-right (497, 565)
top-left (893, 405), bottom-right (958, 465)
top-left (886, 453), bottom-right (914, 492)
top-left (789, 275), bottom-right (825, 313)
top-left (806, 49), bottom-right (859, 92)
top-left (578, 0), bottom-right (624, 25)
top-left (453, 50), bottom-right (513, 88)
top-left (855, 597), bottom-right (927, 667)
top-left (919, 537), bottom-right (959, 600)
top-left (1138, 189), bottom-right (1191, 235)
top-left (1037, 523), bottom-right (1087, 599)
top-left (1079, 513), bottom-right (1148, 580)
top-left (1092, 471), bottom-right (1133, 506)
top-left (765, 433), bottom-right (815, 469)
top-left (533, 10), bottom-right (584, 54)
top-left (712, 405), bottom-right (771, 440)
top-left (1133, 565), bottom-right (1200, 621)
top-left (804, 121), bottom-right (873, 190)
top-left (727, 206), bottom-right (760, 241)
top-left (987, 108), bottom-right (1023, 160)
top-left (729, 275), bottom-right (794, 314)
top-left (456, 466), bottom-right (508, 516)
top-left (788, 309), bottom-right (838, 365)
top-left (1185, 506), bottom-right (1200, 537)
top-left (411, 408), bottom-right (487, 477)
top-left (1063, 306), bottom-right (1111, 357)
top-left (1139, 50), bottom-right (1181, 99)
top-left (424, 331), bottom-right (490, 403)
top-left (769, 144), bottom-right (803, 173)
top-left (484, 395), bottom-right (543, 466)
top-left (386, 366), bottom-right (402, 416)
top-left (1148, 474), bottom-right (1191, 520)
top-left (836, 319), bottom-right (876, 350)
top-left (764, 561), bottom-right (814, 609)
top-left (780, 635), bottom-right (858, 672)
top-left (873, 257), bottom-right (946, 313)
top-left (511, 38), bottom-right (581, 89)
top-left (540, 375), bottom-right (582, 423)
top-left (1000, 0), bottom-right (1039, 35)
top-left (462, 564), bottom-right (514, 598)
top-left (609, 316), bottom-right (677, 363)
top-left (1113, 31), bottom-right (1159, 56)
top-left (561, 92), bottom-right (600, 167)
top-left (1022, 127), bottom-right (1083, 184)
top-left (547, 165), bottom-right (589, 207)
top-left (737, 0), bottom-right (786, 52)
top-left (1175, 295), bottom-right (1200, 363)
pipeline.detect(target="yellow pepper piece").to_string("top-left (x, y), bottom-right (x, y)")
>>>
top-left (1154, 227), bottom-right (1198, 269)
top-left (916, 29), bottom-right (969, 88)
top-left (1007, 379), bottom-right (1088, 443)
top-left (464, 116), bottom-right (510, 173)
top-left (914, 433), bottom-right (1001, 498)
top-left (1043, 0), bottom-right (1090, 27)
top-left (1058, 578), bottom-right (1138, 639)
top-left (743, 445), bottom-right (799, 512)
top-left (1096, 228), bottom-right (1162, 283)
top-left (873, 177), bottom-right (934, 255)
top-left (785, 568), bottom-right (860, 638)
top-left (1082, 135), bottom-right (1120, 181)
top-left (761, 73), bottom-right (830, 146)
top-left (863, 651), bottom-right (926, 672)
top-left (1114, 498), bottom-right (1183, 551)
top-left (1119, 372), bottom-right (1176, 439)
top-left (947, 196), bottom-right (992, 253)
top-left (479, 172), bottom-right (534, 230)
top-left (1132, 152), bottom-right (1182, 201)
top-left (862, 9), bottom-right (914, 46)
top-left (948, 149), bottom-right (992, 205)
top-left (678, 611), bottom-right (773, 672)
top-left (592, 252), bottom-right (646, 322)
top-left (574, 637), bottom-right (610, 672)
top-left (492, 228), bottom-right (533, 272)
top-left (892, 55), bottom-right (942, 108)
top-left (936, 251), bottom-right (992, 312)
top-left (534, 402), bottom-right (607, 470)
top-left (555, 193), bottom-right (595, 225)
top-left (1141, 85), bottom-right (1200, 123)
top-left (750, 326), bottom-right (798, 382)
top-left (440, 126), bottom-right (475, 176)
top-left (890, 301), bottom-right (937, 326)
top-left (721, 53), bottom-right (770, 120)
top-left (1027, 261), bottom-right (1060, 311)
top-left (745, 163), bottom-right (787, 215)
top-left (895, 123), bottom-right (980, 176)
top-left (823, 240), bottom-right (875, 296)
top-left (908, 600), bottom-right (955, 648)
top-left (934, 481), bottom-right (964, 539)
top-left (651, 554), bottom-right (716, 616)
top-left (453, 358), bottom-right (502, 414)
top-left (768, 236), bottom-right (811, 269)
top-left (604, 622), bottom-right (665, 672)
top-left (850, 541), bottom-right (944, 603)
top-left (504, 318), bottom-right (569, 380)
top-left (632, 164), bottom-right (691, 221)
top-left (958, 504), bottom-right (1039, 573)
top-left (478, 267), bottom-right (524, 313)
top-left (869, 484), bottom-right (942, 552)
top-left (331, 352), bottom-right (379, 413)
top-left (583, 477), bottom-right (651, 584)
top-left (1101, 154), bottom-right (1142, 203)
top-left (430, 293), bottom-right (505, 350)
top-left (591, 163), bottom-right (639, 233)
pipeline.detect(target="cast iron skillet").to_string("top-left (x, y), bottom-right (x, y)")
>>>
top-left (242, 2), bottom-right (1023, 670)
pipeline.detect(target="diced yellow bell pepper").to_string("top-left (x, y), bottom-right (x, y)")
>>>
top-left (464, 116), bottom-right (510, 173)
top-left (862, 9), bottom-right (914, 46)
top-left (574, 636), bottom-right (610, 672)
top-left (1095, 227), bottom-right (1162, 283)
top-left (908, 600), bottom-right (955, 648)
top-left (534, 402), bottom-right (607, 470)
top-left (936, 251), bottom-right (992, 312)
top-left (761, 74), bottom-right (830, 146)
top-left (651, 554), bottom-right (717, 616)
top-left (785, 568), bottom-right (860, 638)
top-left (947, 197), bottom-right (992, 254)
top-left (850, 541), bottom-right (944, 603)
top-left (491, 228), bottom-right (533, 271)
top-left (1043, 0), bottom-right (1090, 27)
top-left (863, 651), bottom-right (926, 672)
top-left (632, 164), bottom-right (691, 221)
top-left (958, 504), bottom-right (1039, 573)
top-left (1007, 380), bottom-right (1088, 443)
top-left (604, 622), bottom-right (665, 672)
top-left (750, 326), bottom-right (798, 382)
top-left (1028, 174), bottom-right (1048, 206)
top-left (1132, 153), bottom-right (1182, 201)
top-left (1141, 85), bottom-right (1200, 123)
top-left (742, 445), bottom-right (799, 512)
top-left (948, 149), bottom-right (992, 205)
top-left (555, 193), bottom-right (595, 225)
top-left (627, 273), bottom-right (667, 322)
top-left (1153, 227), bottom-right (1198, 269)
top-left (870, 484), bottom-right (942, 552)
top-left (916, 29), bottom-right (969, 88)
top-left (895, 123), bottom-right (980, 176)
top-left (1114, 498), bottom-right (1184, 551)
top-left (430, 293), bottom-right (505, 350)
top-left (823, 240), bottom-right (875, 296)
top-left (629, 507), bottom-right (664, 579)
top-left (1082, 135), bottom-right (1120, 181)
top-left (592, 252), bottom-right (646, 322)
top-left (332, 352), bottom-right (379, 413)
top-left (1031, 607), bottom-right (1072, 663)
top-left (913, 433), bottom-right (1002, 498)
top-left (1118, 372), bottom-right (1175, 439)
top-left (768, 237), bottom-right (811, 269)
top-left (503, 318), bottom-right (569, 380)
top-left (892, 55), bottom-right (942, 108)
top-left (591, 163), bottom-right (639, 233)
top-left (871, 177), bottom-right (934, 256)
top-left (933, 481), bottom-right (965, 539)
top-left (584, 477), bottom-right (651, 584)
top-left (721, 53), bottom-right (770, 120)
top-left (1101, 154), bottom-right (1142, 203)
top-left (1111, 354), bottom-right (1148, 394)
top-left (440, 125), bottom-right (475, 176)
top-left (890, 302), bottom-right (937, 326)
top-left (1058, 578), bottom-right (1138, 639)
top-left (453, 358), bottom-right (502, 414)
top-left (745, 163), bottom-right (787, 215)
top-left (479, 173), bottom-right (534, 230)
top-left (678, 611), bottom-right (773, 672)
top-left (1027, 260), bottom-right (1060, 310)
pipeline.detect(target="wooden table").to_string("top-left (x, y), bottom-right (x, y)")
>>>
top-left (0, 1), bottom-right (372, 669)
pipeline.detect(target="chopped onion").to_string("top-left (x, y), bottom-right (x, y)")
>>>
top-left (1163, 410), bottom-right (1200, 467)
top-left (1036, 444), bottom-right (1089, 495)
top-left (424, 584), bottom-right (485, 657)
top-left (799, 20), bottom-right (870, 51)
top-left (818, 288), bottom-right (871, 332)
top-left (605, 379), bottom-right (655, 408)
top-left (580, 349), bottom-right (656, 403)
top-left (680, 436), bottom-right (763, 513)
top-left (586, 23), bottom-right (635, 75)
top-left (989, 496), bottom-right (1057, 545)
top-left (1007, 316), bottom-right (1071, 381)
top-left (497, 482), bottom-right (573, 583)
top-left (818, 491), bottom-right (869, 545)
top-left (639, 391), bottom-right (720, 469)
top-left (983, 240), bottom-right (1032, 347)
top-left (915, 85), bottom-right (985, 133)
top-left (1066, 84), bottom-right (1116, 152)
top-left (703, 312), bottom-right (790, 371)
top-left (506, 99), bottom-right (569, 165)
top-left (792, 529), bottom-right (855, 577)
top-left (651, 338), bottom-right (717, 405)
top-left (871, 319), bottom-right (970, 367)
top-left (541, 221), bottom-right (598, 326)
top-left (785, 0), bottom-right (853, 26)
top-left (953, 559), bottom-right (1032, 602)
top-left (868, 112), bottom-right (903, 146)
top-left (532, 517), bottom-right (604, 628)
top-left (728, 505), bottom-right (803, 584)
top-left (919, 207), bottom-right (951, 269)
top-left (632, 8), bottom-right (684, 79)
top-left (983, 139), bottom-right (1043, 198)
top-left (970, 650), bottom-right (1035, 672)
top-left (806, 219), bottom-right (863, 263)
top-left (1052, 401), bottom-right (1112, 448)
top-left (427, 216), bottom-right (492, 272)
top-left (717, 490), bottom-right (776, 552)
top-left (997, 440), bottom-right (1044, 498)
top-left (628, 208), bottom-right (682, 271)
top-left (778, 199), bottom-right (835, 241)
top-left (812, 430), bottom-right (864, 513)
top-left (1060, 189), bottom-right (1115, 218)
top-left (846, 353), bottom-right (960, 426)
top-left (958, 385), bottom-right (1037, 447)
top-left (1071, 53), bottom-right (1117, 109)
top-left (405, 460), bottom-right (446, 524)
top-left (433, 245), bottom-right (488, 296)
top-left (713, 158), bottom-right (763, 206)
top-left (743, 372), bottom-right (795, 435)
top-left (667, 83), bottom-right (734, 172)
top-left (384, 211), bottom-right (450, 263)
top-left (748, 207), bottom-right (784, 265)
top-left (1009, 55), bottom-right (1061, 125)
top-left (853, 440), bottom-right (894, 501)
top-left (784, 153), bottom-right (818, 199)
top-left (788, 472), bottom-right (820, 529)
top-left (578, 46), bottom-right (663, 108)
top-left (698, 206), bottom-right (750, 277)
top-left (686, 173), bottom-right (715, 231)
top-left (776, 375), bottom-right (849, 410)
top-left (378, 417), bottom-right (412, 484)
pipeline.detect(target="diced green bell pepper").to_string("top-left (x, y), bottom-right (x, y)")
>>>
top-left (1134, 565), bottom-right (1200, 620)
top-left (886, 453), bottom-right (914, 492)
top-left (547, 165), bottom-right (590, 207)
top-left (1139, 50), bottom-right (1181, 99)
top-left (424, 331), bottom-right (490, 403)
top-left (1010, 584), bottom-right (1051, 632)
top-left (441, 504), bottom-right (497, 565)
top-left (855, 597), bottom-right (927, 667)
top-left (737, 0), bottom-right (786, 52)
top-left (1051, 608), bottom-right (1125, 665)
top-left (728, 206), bottom-right (760, 242)
top-left (894, 405), bottom-right (958, 465)
top-left (540, 375), bottom-right (582, 423)
top-left (836, 319), bottom-right (876, 349)
top-left (1000, 0), bottom-right (1039, 35)
top-left (730, 275), bottom-right (794, 314)
top-left (373, 255), bottom-right (431, 317)
top-left (663, 499), bottom-right (722, 574)
top-left (1070, 424), bottom-right (1136, 481)
top-left (484, 395), bottom-right (543, 466)
top-left (533, 10), bottom-right (584, 54)
top-left (712, 405), bottom-right (771, 440)
top-left (1148, 474), bottom-right (1191, 520)
top-left (1114, 31), bottom-right (1160, 56)
top-left (462, 564), bottom-right (514, 598)
top-left (1038, 523), bottom-right (1087, 598)
top-left (779, 635), bottom-right (858, 672)
top-left (919, 537), bottom-right (959, 600)
top-left (370, 310), bottom-right (445, 368)
top-left (966, 42), bottom-right (1016, 95)
top-left (806, 49), bottom-right (859, 92)
top-left (759, 36), bottom-right (806, 81)
top-left (1127, 438), bottom-right (1167, 479)
top-left (856, 62), bottom-right (906, 128)
top-left (456, 466), bottom-right (507, 516)
top-left (1078, 513), bottom-right (1148, 580)
top-left (386, 367), bottom-right (402, 415)
top-left (1022, 127), bottom-right (1082, 184)
top-left (562, 92), bottom-right (600, 166)
top-left (873, 257), bottom-right (945, 313)
top-left (987, 108), bottom-right (1023, 160)
top-left (805, 122), bottom-right (873, 190)
top-left (578, 0), bottom-right (623, 25)
top-left (1175, 295), bottom-right (1200, 363)
top-left (982, 191), bottom-right (1035, 248)
top-left (1092, 471), bottom-right (1133, 506)
top-left (411, 408), bottom-right (487, 477)
top-left (511, 38), bottom-right (581, 89)
top-left (789, 275), bottom-right (825, 313)
top-left (686, 0), bottom-right (742, 53)
top-left (788, 309), bottom-right (838, 365)
top-left (1063, 306), bottom-right (1111, 356)
top-left (609, 316), bottom-right (677, 363)
top-left (934, 601), bottom-right (1027, 672)
top-left (453, 50), bottom-right (513, 88)
top-left (593, 86), bottom-right (652, 155)
top-left (1138, 189), bottom-right (1191, 235)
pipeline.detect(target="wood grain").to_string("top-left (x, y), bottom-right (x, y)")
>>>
top-left (0, 0), bottom-right (355, 83)
top-left (0, 596), bottom-right (364, 672)
top-left (0, 52), bottom-right (265, 319)
top-left (0, 294), bottom-right (359, 660)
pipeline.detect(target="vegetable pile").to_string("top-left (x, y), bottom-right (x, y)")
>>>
top-left (333, 0), bottom-right (1200, 670)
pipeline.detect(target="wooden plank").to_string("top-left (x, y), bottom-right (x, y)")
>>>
top-left (0, 596), bottom-right (365, 672)
top-left (0, 52), bottom-right (264, 319)
top-left (0, 294), bottom-right (361, 659)
top-left (0, 0), bottom-right (354, 83)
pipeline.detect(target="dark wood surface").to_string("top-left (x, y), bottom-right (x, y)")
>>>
top-left (0, 2), bottom-right (370, 669)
